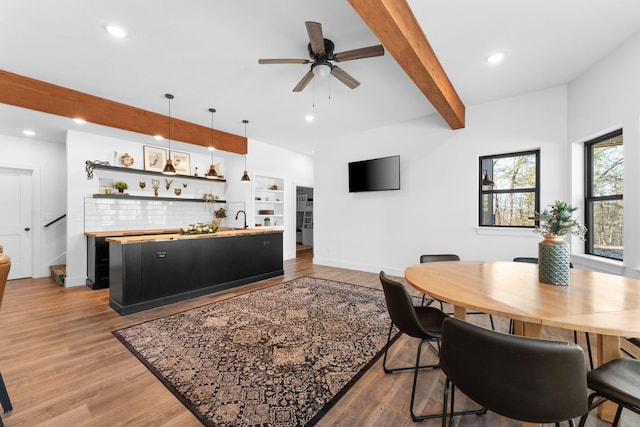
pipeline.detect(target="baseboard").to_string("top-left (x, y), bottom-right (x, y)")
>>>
top-left (312, 257), bottom-right (404, 277)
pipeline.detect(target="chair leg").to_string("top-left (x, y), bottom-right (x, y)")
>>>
top-left (578, 393), bottom-right (621, 427)
top-left (411, 340), bottom-right (446, 421)
top-left (0, 373), bottom-right (12, 414)
top-left (383, 322), bottom-right (439, 374)
top-left (612, 404), bottom-right (623, 427)
top-left (584, 333), bottom-right (594, 370)
top-left (574, 331), bottom-right (594, 370)
top-left (420, 294), bottom-right (436, 307)
top-left (438, 375), bottom-right (486, 425)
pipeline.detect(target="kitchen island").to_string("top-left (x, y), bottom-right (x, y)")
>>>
top-left (106, 228), bottom-right (284, 315)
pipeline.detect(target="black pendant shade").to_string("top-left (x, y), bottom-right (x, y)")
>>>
top-left (162, 93), bottom-right (177, 176)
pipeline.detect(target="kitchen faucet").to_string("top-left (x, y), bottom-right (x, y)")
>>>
top-left (235, 210), bottom-right (247, 229)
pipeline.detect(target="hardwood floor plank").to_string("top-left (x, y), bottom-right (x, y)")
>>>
top-left (0, 251), bottom-right (637, 426)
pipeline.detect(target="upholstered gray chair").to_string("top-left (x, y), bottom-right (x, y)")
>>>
top-left (440, 317), bottom-right (588, 426)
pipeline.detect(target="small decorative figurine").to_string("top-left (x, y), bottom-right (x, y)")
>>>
top-left (120, 153), bottom-right (134, 167)
top-left (151, 179), bottom-right (160, 197)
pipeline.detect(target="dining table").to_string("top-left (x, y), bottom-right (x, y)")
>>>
top-left (405, 260), bottom-right (640, 426)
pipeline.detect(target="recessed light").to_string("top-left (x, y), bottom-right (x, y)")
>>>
top-left (73, 118), bottom-right (86, 124)
top-left (154, 135), bottom-right (164, 140)
top-left (105, 24), bottom-right (128, 38)
top-left (485, 52), bottom-right (504, 64)
top-left (22, 130), bottom-right (36, 136)
top-left (208, 147), bottom-right (215, 151)
top-left (305, 114), bottom-right (314, 122)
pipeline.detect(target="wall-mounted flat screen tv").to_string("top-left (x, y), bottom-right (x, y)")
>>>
top-left (348, 155), bottom-right (400, 193)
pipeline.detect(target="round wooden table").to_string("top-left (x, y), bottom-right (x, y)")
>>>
top-left (405, 261), bottom-right (640, 426)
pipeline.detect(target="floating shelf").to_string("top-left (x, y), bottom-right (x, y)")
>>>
top-left (93, 194), bottom-right (227, 203)
top-left (92, 164), bottom-right (227, 182)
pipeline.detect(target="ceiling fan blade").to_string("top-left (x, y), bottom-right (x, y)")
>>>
top-left (293, 70), bottom-right (314, 92)
top-left (330, 66), bottom-right (360, 89)
top-left (258, 59), bottom-right (310, 64)
top-left (334, 45), bottom-right (385, 62)
top-left (305, 21), bottom-right (325, 56)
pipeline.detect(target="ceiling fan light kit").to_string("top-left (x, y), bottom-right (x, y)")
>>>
top-left (312, 62), bottom-right (331, 78)
top-left (258, 21), bottom-right (384, 92)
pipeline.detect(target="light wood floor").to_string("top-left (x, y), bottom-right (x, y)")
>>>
top-left (1, 251), bottom-right (638, 426)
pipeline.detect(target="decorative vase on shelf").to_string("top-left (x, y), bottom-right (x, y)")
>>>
top-left (538, 235), bottom-right (570, 286)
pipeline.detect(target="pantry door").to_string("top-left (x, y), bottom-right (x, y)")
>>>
top-left (0, 167), bottom-right (33, 279)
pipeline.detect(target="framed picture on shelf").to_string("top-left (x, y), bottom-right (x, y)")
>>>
top-left (143, 145), bottom-right (168, 172)
top-left (170, 151), bottom-right (191, 175)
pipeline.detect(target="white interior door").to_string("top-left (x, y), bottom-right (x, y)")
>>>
top-left (0, 167), bottom-right (33, 279)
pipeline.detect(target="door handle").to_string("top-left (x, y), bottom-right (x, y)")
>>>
top-left (25, 227), bottom-right (31, 231)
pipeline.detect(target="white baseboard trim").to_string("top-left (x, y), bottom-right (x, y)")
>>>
top-left (312, 257), bottom-right (405, 278)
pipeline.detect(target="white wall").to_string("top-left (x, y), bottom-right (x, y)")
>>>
top-left (246, 139), bottom-right (314, 260)
top-left (566, 31), bottom-right (640, 277)
top-left (0, 135), bottom-right (66, 278)
top-left (314, 86), bottom-right (569, 276)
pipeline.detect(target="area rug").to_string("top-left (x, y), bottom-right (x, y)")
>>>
top-left (112, 276), bottom-right (395, 426)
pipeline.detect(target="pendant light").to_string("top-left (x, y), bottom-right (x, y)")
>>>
top-left (240, 119), bottom-right (251, 183)
top-left (205, 108), bottom-right (218, 179)
top-left (162, 93), bottom-right (177, 175)
top-left (482, 170), bottom-right (494, 186)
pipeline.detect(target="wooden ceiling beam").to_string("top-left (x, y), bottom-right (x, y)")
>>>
top-left (348, 0), bottom-right (465, 129)
top-left (0, 69), bottom-right (247, 154)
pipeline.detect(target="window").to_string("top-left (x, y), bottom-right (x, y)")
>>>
top-left (585, 130), bottom-right (623, 260)
top-left (479, 150), bottom-right (540, 227)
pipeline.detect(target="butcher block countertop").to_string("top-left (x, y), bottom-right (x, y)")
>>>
top-left (84, 229), bottom-right (179, 237)
top-left (106, 228), bottom-right (283, 244)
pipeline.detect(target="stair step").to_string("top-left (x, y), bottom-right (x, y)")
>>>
top-left (49, 264), bottom-right (66, 286)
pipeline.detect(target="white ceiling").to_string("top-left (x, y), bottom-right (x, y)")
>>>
top-left (2, 0), bottom-right (640, 156)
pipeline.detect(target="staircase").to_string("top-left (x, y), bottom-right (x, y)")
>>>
top-left (49, 264), bottom-right (66, 286)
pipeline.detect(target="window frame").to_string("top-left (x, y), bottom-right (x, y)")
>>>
top-left (478, 149), bottom-right (540, 228)
top-left (584, 129), bottom-right (623, 260)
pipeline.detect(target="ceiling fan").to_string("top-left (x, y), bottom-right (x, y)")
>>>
top-left (258, 21), bottom-right (385, 92)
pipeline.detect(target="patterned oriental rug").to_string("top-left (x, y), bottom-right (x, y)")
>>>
top-left (113, 276), bottom-right (395, 426)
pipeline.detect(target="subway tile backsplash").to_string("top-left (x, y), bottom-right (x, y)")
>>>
top-left (84, 197), bottom-right (214, 232)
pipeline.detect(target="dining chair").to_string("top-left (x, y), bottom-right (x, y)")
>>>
top-left (0, 252), bottom-right (13, 426)
top-left (440, 317), bottom-right (588, 427)
top-left (577, 358), bottom-right (640, 427)
top-left (378, 271), bottom-right (485, 422)
top-left (512, 256), bottom-right (593, 369)
top-left (420, 254), bottom-right (495, 330)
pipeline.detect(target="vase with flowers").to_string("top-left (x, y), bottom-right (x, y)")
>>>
top-left (213, 207), bottom-right (226, 228)
top-left (534, 201), bottom-right (587, 285)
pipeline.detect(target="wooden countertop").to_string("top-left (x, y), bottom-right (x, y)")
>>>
top-left (106, 228), bottom-right (283, 244)
top-left (84, 229), bottom-right (179, 237)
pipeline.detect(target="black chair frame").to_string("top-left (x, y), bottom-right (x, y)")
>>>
top-left (578, 393), bottom-right (640, 427)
